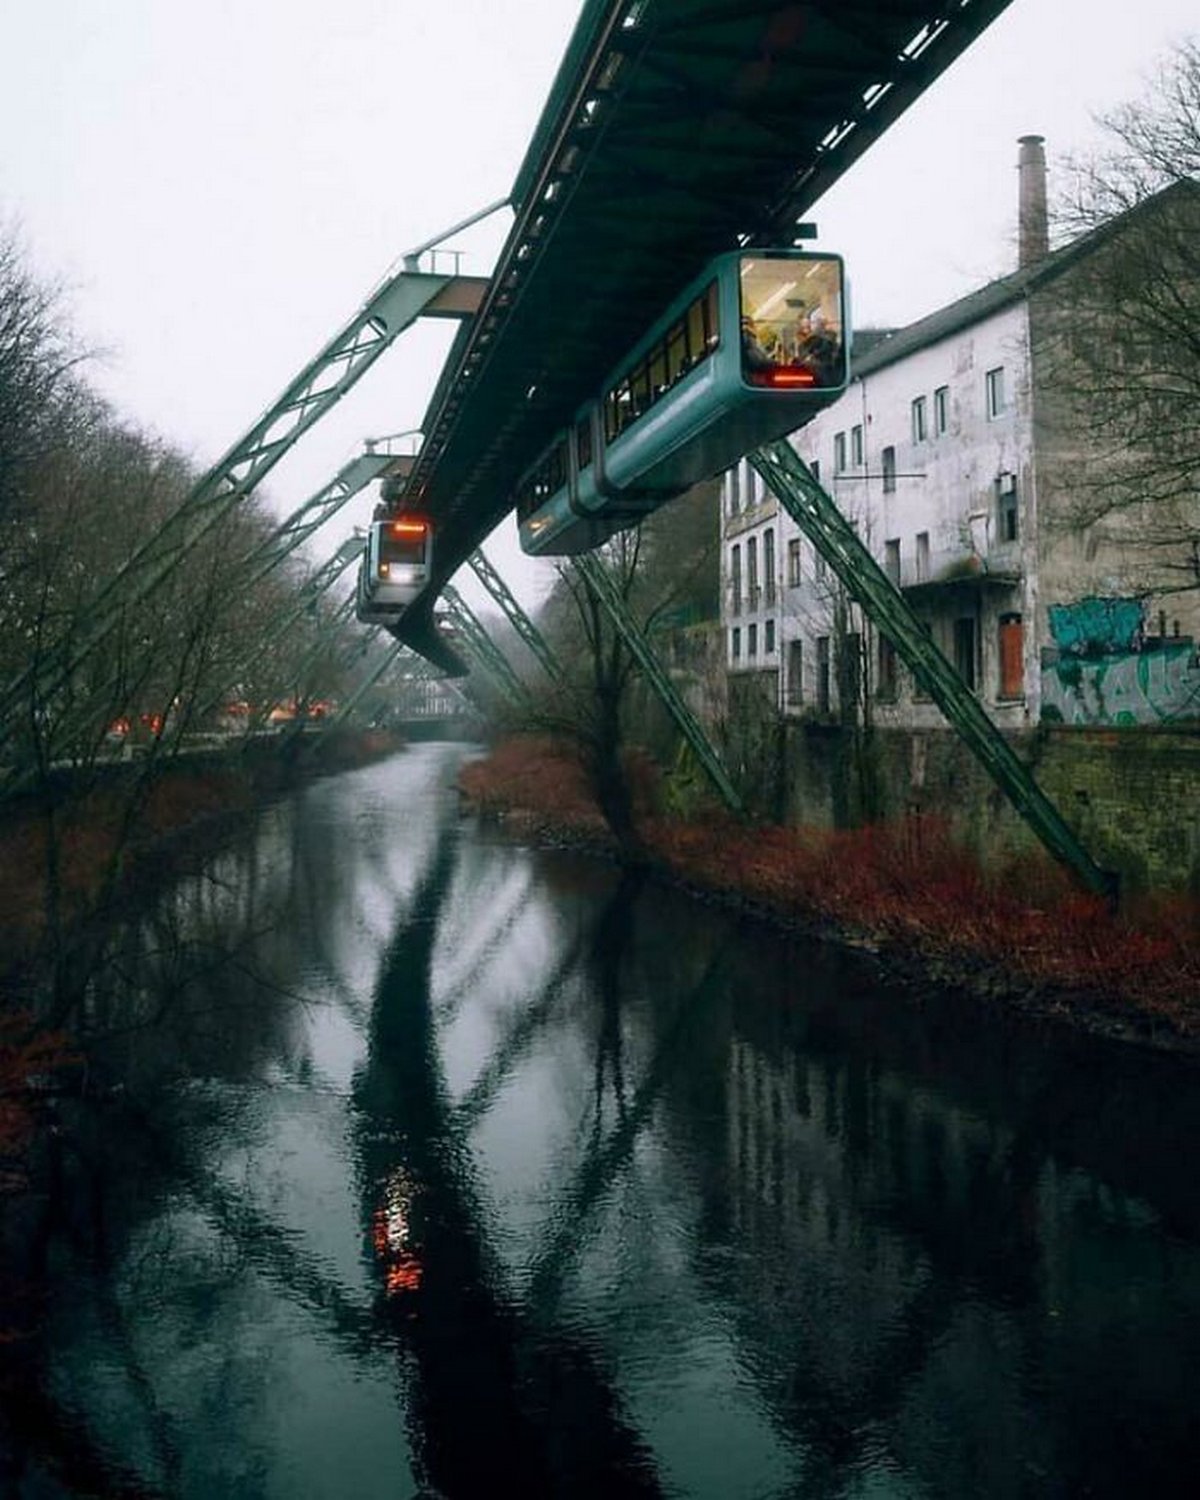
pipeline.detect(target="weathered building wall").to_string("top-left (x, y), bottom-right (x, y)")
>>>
top-left (777, 722), bottom-right (1200, 891)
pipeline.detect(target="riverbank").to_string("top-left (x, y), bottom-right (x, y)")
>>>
top-left (459, 736), bottom-right (1200, 1054)
top-left (0, 729), bottom-right (406, 1202)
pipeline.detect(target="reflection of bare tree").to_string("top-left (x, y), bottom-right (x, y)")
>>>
top-left (588, 872), bottom-right (643, 1139)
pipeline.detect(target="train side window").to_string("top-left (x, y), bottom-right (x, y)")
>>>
top-left (648, 343), bottom-right (667, 398)
top-left (703, 281), bottom-right (720, 348)
top-left (631, 363), bottom-right (651, 417)
top-left (576, 417), bottom-right (592, 470)
top-left (686, 300), bottom-right (706, 364)
top-left (666, 322), bottom-right (687, 382)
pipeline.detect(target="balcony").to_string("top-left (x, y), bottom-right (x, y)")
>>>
top-left (897, 523), bottom-right (1022, 597)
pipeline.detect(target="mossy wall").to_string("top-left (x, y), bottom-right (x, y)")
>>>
top-left (778, 722), bottom-right (1200, 892)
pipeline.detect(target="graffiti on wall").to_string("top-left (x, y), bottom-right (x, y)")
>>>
top-left (1047, 596), bottom-right (1143, 656)
top-left (1042, 638), bottom-right (1200, 726)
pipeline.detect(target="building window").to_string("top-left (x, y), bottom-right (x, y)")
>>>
top-left (911, 396), bottom-right (927, 443)
top-left (996, 472), bottom-right (1019, 542)
top-left (999, 613), bottom-right (1024, 699)
top-left (877, 633), bottom-right (898, 700)
top-left (810, 459), bottom-right (820, 486)
top-left (916, 531), bottom-right (930, 582)
top-left (727, 464), bottom-right (741, 514)
top-left (954, 617), bottom-right (977, 691)
top-left (787, 640), bottom-right (803, 704)
top-left (731, 627), bottom-right (741, 662)
top-left (851, 424), bottom-right (864, 467)
top-left (884, 538), bottom-right (901, 585)
top-left (763, 527), bottom-right (776, 606)
top-left (746, 535), bottom-right (759, 610)
top-left (881, 445), bottom-right (896, 494)
top-left (729, 543), bottom-right (742, 616)
top-left (933, 384), bottom-right (949, 435)
top-left (787, 537), bottom-right (802, 587)
top-left (816, 636), bottom-right (831, 712)
top-left (765, 618), bottom-right (775, 654)
top-left (748, 622), bottom-right (758, 658)
top-left (841, 632), bottom-right (862, 712)
top-left (834, 431), bottom-right (847, 473)
top-left (986, 366), bottom-right (1006, 419)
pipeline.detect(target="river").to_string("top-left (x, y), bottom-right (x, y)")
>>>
top-left (4, 743), bottom-right (1199, 1498)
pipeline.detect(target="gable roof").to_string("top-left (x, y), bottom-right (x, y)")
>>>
top-left (850, 178), bottom-right (1199, 378)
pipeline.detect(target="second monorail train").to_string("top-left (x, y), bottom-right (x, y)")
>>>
top-left (516, 248), bottom-right (848, 556)
top-left (355, 514), bottom-right (433, 624)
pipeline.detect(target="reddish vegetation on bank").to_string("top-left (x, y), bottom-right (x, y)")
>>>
top-left (459, 736), bottom-right (1200, 1046)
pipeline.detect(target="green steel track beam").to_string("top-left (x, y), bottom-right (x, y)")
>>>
top-left (170, 540), bottom-right (368, 733)
top-left (322, 639), bottom-right (411, 731)
top-left (440, 586), bottom-right (530, 708)
top-left (571, 551), bottom-right (743, 816)
top-left (749, 439), bottom-right (1116, 900)
top-left (237, 452), bottom-right (396, 592)
top-left (1, 213), bottom-right (494, 745)
top-left (248, 593), bottom-right (363, 733)
top-left (466, 549), bottom-right (563, 684)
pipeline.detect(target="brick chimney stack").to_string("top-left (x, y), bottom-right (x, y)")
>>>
top-left (1018, 134), bottom-right (1049, 268)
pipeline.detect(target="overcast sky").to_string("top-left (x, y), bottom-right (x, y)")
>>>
top-left (1, 0), bottom-right (1196, 606)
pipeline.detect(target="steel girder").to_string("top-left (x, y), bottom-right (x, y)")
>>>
top-left (572, 550), bottom-right (743, 814)
top-left (749, 439), bottom-right (1116, 899)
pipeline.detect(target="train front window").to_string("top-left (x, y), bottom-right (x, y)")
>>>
top-left (739, 254), bottom-right (846, 390)
top-left (380, 521), bottom-right (428, 567)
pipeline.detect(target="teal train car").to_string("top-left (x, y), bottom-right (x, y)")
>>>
top-left (517, 248), bottom-right (848, 556)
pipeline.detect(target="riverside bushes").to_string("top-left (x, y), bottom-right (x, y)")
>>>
top-left (460, 736), bottom-right (1200, 1043)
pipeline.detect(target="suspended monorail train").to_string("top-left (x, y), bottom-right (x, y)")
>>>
top-left (355, 513), bottom-right (433, 624)
top-left (516, 248), bottom-right (848, 556)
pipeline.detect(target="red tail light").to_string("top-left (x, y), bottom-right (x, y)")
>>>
top-left (765, 367), bottom-right (816, 388)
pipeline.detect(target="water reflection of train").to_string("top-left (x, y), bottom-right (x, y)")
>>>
top-left (355, 514), bottom-right (433, 625)
top-left (517, 248), bottom-right (847, 556)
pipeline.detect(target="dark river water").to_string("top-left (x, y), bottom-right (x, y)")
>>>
top-left (5, 744), bottom-right (1200, 1498)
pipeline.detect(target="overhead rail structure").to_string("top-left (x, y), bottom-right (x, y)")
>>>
top-left (440, 587), bottom-right (531, 710)
top-left (572, 552), bottom-right (743, 814)
top-left (749, 441), bottom-right (1116, 899)
top-left (466, 550), bottom-right (563, 686)
top-left (0, 210), bottom-right (495, 748)
top-left (385, 0), bottom-right (1016, 665)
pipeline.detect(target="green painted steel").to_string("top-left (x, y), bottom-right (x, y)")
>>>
top-left (571, 551), bottom-right (743, 816)
top-left (0, 268), bottom-right (458, 749)
top-left (238, 452), bottom-right (394, 592)
top-left (466, 550), bottom-right (563, 684)
top-left (323, 639), bottom-right (410, 731)
top-left (749, 440), bottom-right (1116, 899)
top-left (248, 592), bottom-right (365, 734)
top-left (441, 586), bottom-right (530, 709)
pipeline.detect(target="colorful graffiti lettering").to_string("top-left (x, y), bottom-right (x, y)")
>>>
top-left (1048, 596), bottom-right (1144, 656)
top-left (1041, 641), bottom-right (1200, 725)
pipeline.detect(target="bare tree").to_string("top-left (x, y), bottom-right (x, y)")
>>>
top-left (529, 484), bottom-right (721, 853)
top-left (1037, 39), bottom-right (1200, 599)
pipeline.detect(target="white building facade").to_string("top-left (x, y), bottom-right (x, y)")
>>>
top-left (724, 291), bottom-right (1039, 728)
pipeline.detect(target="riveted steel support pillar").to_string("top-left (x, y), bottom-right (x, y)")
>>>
top-left (323, 639), bottom-right (411, 730)
top-left (467, 550), bottom-right (563, 684)
top-left (1, 268), bottom-right (479, 748)
top-left (749, 439), bottom-right (1116, 899)
top-left (571, 551), bottom-right (743, 815)
top-left (441, 586), bottom-right (530, 709)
